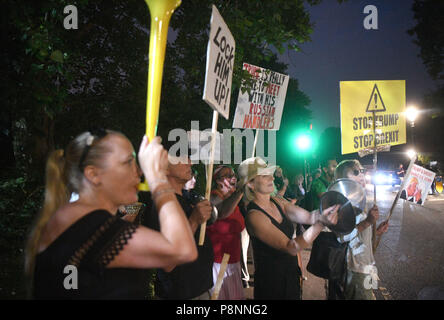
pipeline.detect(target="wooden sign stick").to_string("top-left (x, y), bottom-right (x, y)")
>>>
top-left (199, 110), bottom-right (219, 246)
top-left (371, 111), bottom-right (378, 250)
top-left (211, 253), bottom-right (230, 300)
top-left (252, 129), bottom-right (259, 158)
top-left (374, 154), bottom-right (416, 251)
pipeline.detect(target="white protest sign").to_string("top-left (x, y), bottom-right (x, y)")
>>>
top-left (202, 5), bottom-right (235, 119)
top-left (400, 164), bottom-right (436, 205)
top-left (232, 63), bottom-right (289, 130)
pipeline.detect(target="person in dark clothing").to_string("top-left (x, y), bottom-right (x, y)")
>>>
top-left (27, 131), bottom-right (197, 299)
top-left (142, 154), bottom-right (244, 300)
top-left (237, 157), bottom-right (339, 300)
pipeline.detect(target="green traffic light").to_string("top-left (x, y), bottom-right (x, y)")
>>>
top-left (295, 134), bottom-right (311, 151)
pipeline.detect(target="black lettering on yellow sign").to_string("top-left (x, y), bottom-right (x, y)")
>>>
top-left (366, 84), bottom-right (386, 113)
top-left (353, 130), bottom-right (399, 149)
top-left (352, 113), bottom-right (399, 130)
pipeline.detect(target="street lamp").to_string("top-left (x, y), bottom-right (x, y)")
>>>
top-left (405, 106), bottom-right (419, 148)
top-left (406, 106), bottom-right (419, 124)
top-left (407, 149), bottom-right (416, 159)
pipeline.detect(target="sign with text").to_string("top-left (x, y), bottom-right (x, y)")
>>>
top-left (400, 164), bottom-right (436, 205)
top-left (340, 80), bottom-right (406, 155)
top-left (232, 63), bottom-right (289, 130)
top-left (202, 5), bottom-right (235, 119)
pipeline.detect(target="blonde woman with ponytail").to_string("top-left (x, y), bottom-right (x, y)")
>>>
top-left (26, 129), bottom-right (197, 299)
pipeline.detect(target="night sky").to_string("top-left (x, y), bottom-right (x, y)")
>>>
top-left (279, 0), bottom-right (436, 140)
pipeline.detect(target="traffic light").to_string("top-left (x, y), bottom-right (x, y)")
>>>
top-left (294, 133), bottom-right (313, 152)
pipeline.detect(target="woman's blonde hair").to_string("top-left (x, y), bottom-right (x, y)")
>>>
top-left (24, 130), bottom-right (123, 295)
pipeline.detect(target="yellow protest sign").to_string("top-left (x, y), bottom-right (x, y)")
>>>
top-left (340, 80), bottom-right (406, 155)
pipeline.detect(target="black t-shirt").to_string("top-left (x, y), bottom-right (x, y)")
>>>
top-left (142, 193), bottom-right (214, 299)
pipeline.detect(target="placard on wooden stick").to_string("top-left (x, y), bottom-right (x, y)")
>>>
top-left (199, 5), bottom-right (235, 246)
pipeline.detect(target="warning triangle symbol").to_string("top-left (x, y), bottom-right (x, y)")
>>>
top-left (366, 84), bottom-right (386, 113)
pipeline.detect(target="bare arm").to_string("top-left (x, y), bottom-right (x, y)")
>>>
top-left (246, 209), bottom-right (325, 256)
top-left (108, 191), bottom-right (197, 269)
top-left (214, 188), bottom-right (243, 219)
top-left (357, 205), bottom-right (378, 232)
top-left (273, 197), bottom-right (321, 225)
top-left (107, 136), bottom-right (197, 269)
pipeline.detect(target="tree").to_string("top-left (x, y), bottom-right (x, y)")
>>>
top-left (316, 126), bottom-right (342, 163)
top-left (4, 0), bottom-right (323, 175)
top-left (276, 79), bottom-right (312, 176)
top-left (407, 0), bottom-right (444, 160)
top-left (408, 0), bottom-right (444, 82)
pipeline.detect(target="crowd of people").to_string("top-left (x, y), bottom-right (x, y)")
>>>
top-left (26, 129), bottom-right (391, 300)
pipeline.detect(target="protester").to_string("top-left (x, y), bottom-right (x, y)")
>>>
top-left (26, 130), bottom-right (197, 299)
top-left (238, 157), bottom-right (339, 300)
top-left (182, 168), bottom-right (200, 203)
top-left (307, 159), bottom-right (337, 211)
top-left (304, 158), bottom-right (338, 299)
top-left (291, 174), bottom-right (306, 204)
top-left (335, 159), bottom-right (389, 300)
top-left (274, 167), bottom-right (297, 204)
top-left (207, 165), bottom-right (245, 300)
top-left (143, 154), bottom-right (244, 300)
top-left (397, 163), bottom-right (405, 182)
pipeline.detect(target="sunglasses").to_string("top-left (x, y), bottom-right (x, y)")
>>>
top-left (78, 127), bottom-right (108, 170)
top-left (352, 168), bottom-right (365, 176)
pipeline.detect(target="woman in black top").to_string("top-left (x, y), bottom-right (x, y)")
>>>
top-left (26, 130), bottom-right (197, 299)
top-left (237, 157), bottom-right (339, 300)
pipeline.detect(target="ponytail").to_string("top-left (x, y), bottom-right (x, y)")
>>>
top-left (25, 149), bottom-right (69, 296)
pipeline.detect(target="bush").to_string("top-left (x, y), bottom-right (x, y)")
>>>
top-left (0, 172), bottom-right (44, 299)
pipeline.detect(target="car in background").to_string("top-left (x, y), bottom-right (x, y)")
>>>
top-left (365, 169), bottom-right (402, 186)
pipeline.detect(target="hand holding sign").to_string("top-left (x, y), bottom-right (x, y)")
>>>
top-left (200, 5), bottom-right (235, 245)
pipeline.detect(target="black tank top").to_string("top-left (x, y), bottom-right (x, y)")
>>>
top-left (247, 198), bottom-right (301, 300)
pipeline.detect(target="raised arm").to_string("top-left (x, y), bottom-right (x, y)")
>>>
top-left (273, 196), bottom-right (336, 227)
top-left (108, 136), bottom-right (197, 269)
top-left (213, 188), bottom-right (244, 219)
top-left (246, 207), bottom-right (337, 256)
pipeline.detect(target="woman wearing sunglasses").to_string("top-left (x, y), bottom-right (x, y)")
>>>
top-left (25, 129), bottom-right (197, 299)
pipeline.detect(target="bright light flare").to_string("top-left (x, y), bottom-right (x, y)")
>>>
top-left (407, 149), bottom-right (416, 159)
top-left (405, 106), bottom-right (419, 122)
top-left (295, 135), bottom-right (311, 151)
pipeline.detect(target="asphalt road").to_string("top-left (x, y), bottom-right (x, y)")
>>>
top-left (371, 185), bottom-right (444, 300)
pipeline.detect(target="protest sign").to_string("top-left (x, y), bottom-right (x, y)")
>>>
top-left (200, 6), bottom-right (235, 245)
top-left (340, 80), bottom-right (406, 155)
top-left (233, 63), bottom-right (289, 130)
top-left (400, 164), bottom-right (436, 205)
top-left (202, 5), bottom-right (235, 120)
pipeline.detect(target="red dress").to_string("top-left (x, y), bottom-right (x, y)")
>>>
top-left (206, 190), bottom-right (245, 263)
